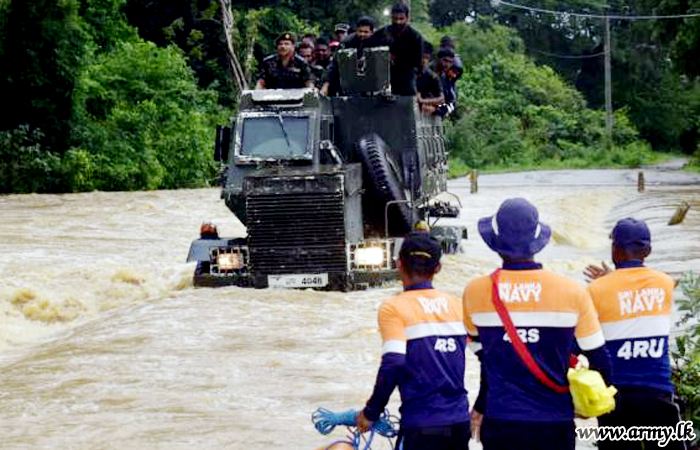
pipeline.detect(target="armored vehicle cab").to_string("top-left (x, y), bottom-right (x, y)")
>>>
top-left (187, 47), bottom-right (464, 290)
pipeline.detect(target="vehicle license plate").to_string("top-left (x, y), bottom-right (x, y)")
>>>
top-left (268, 273), bottom-right (328, 288)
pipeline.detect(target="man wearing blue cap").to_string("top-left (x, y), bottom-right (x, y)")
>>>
top-left (586, 218), bottom-right (687, 450)
top-left (463, 198), bottom-right (612, 450)
top-left (356, 231), bottom-right (470, 450)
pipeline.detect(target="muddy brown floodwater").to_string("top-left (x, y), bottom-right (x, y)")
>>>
top-left (0, 165), bottom-right (698, 450)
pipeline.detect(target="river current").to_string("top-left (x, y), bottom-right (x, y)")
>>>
top-left (0, 166), bottom-right (698, 449)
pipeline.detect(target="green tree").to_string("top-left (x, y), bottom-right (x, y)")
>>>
top-left (429, 0), bottom-right (492, 27)
top-left (652, 0), bottom-right (700, 78)
top-left (70, 41), bottom-right (225, 191)
top-left (672, 273), bottom-right (700, 447)
top-left (77, 0), bottom-right (138, 53)
top-left (447, 50), bottom-right (648, 170)
top-left (468, 0), bottom-right (700, 152)
top-left (575, 10), bottom-right (699, 151)
top-left (0, 0), bottom-right (88, 153)
top-left (443, 18), bottom-right (524, 69)
top-left (124, 0), bottom-right (236, 104)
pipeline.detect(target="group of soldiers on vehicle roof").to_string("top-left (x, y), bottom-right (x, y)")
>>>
top-left (254, 2), bottom-right (462, 116)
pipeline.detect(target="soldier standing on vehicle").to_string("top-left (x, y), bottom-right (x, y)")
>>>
top-left (356, 231), bottom-right (471, 450)
top-left (416, 42), bottom-right (444, 115)
top-left (334, 22), bottom-right (350, 43)
top-left (463, 198), bottom-right (612, 450)
top-left (298, 41), bottom-right (314, 64)
top-left (321, 16), bottom-right (377, 96)
top-left (298, 41), bottom-right (324, 88)
top-left (374, 2), bottom-right (424, 96)
top-left (342, 16), bottom-right (376, 52)
top-left (585, 218), bottom-right (687, 450)
top-left (313, 37), bottom-right (333, 71)
top-left (255, 32), bottom-right (313, 90)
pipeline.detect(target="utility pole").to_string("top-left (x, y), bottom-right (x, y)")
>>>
top-left (604, 16), bottom-right (613, 147)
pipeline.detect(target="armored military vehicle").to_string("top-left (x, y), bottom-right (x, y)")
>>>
top-left (187, 47), bottom-right (464, 290)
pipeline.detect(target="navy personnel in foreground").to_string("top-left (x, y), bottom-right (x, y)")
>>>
top-left (255, 32), bottom-right (313, 90)
top-left (586, 218), bottom-right (688, 450)
top-left (356, 232), bottom-right (470, 450)
top-left (463, 198), bottom-right (612, 450)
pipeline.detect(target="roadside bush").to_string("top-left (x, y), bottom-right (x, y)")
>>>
top-left (672, 273), bottom-right (700, 448)
top-left (446, 52), bottom-right (651, 171)
top-left (0, 126), bottom-right (62, 193)
top-left (70, 41), bottom-right (226, 191)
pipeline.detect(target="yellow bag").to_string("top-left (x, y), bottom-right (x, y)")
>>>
top-left (567, 367), bottom-right (618, 418)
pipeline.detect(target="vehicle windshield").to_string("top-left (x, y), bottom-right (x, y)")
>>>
top-left (240, 116), bottom-right (309, 158)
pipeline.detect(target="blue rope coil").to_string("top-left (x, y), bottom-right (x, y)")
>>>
top-left (312, 407), bottom-right (398, 437)
top-left (312, 407), bottom-right (399, 450)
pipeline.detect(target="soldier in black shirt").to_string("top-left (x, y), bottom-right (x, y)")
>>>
top-left (314, 38), bottom-right (333, 71)
top-left (342, 16), bottom-right (377, 53)
top-left (255, 32), bottom-right (313, 90)
top-left (374, 2), bottom-right (424, 96)
top-left (321, 16), bottom-right (377, 96)
top-left (416, 42), bottom-right (444, 115)
top-left (298, 41), bottom-right (324, 88)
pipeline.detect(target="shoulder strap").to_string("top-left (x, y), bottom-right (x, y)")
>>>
top-left (490, 269), bottom-right (569, 394)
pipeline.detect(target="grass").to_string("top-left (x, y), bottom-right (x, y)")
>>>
top-left (446, 149), bottom-right (691, 179)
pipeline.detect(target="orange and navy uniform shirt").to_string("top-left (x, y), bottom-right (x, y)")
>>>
top-left (587, 262), bottom-right (674, 393)
top-left (463, 264), bottom-right (605, 422)
top-left (362, 282), bottom-right (469, 428)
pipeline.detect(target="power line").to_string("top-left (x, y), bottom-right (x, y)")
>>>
top-left (526, 48), bottom-right (607, 59)
top-left (494, 0), bottom-right (700, 20)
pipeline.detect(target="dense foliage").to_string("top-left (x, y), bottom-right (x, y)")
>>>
top-left (430, 0), bottom-right (700, 154)
top-left (1, 0), bottom-right (699, 193)
top-left (70, 41), bottom-right (225, 191)
top-left (443, 21), bottom-right (656, 172)
top-left (0, 0), bottom-right (225, 193)
top-left (0, 0), bottom-right (88, 155)
top-left (672, 273), bottom-right (700, 447)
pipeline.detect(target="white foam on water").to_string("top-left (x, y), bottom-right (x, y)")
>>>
top-left (0, 168), bottom-right (697, 449)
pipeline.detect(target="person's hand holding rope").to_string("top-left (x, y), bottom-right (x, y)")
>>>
top-left (355, 411), bottom-right (373, 433)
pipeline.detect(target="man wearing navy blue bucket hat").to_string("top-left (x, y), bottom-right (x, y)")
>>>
top-left (462, 198), bottom-right (612, 450)
top-left (586, 218), bottom-right (688, 450)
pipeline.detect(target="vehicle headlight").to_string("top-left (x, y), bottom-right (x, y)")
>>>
top-left (217, 252), bottom-right (244, 271)
top-left (354, 246), bottom-right (385, 266)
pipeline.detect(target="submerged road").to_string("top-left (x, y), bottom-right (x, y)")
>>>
top-left (0, 165), bottom-right (698, 449)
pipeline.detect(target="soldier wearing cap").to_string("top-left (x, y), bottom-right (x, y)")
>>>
top-left (585, 219), bottom-right (686, 450)
top-left (255, 32), bottom-right (313, 90)
top-left (356, 231), bottom-right (471, 450)
top-left (334, 22), bottom-right (350, 43)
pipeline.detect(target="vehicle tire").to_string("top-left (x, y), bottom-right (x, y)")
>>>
top-left (356, 133), bottom-right (413, 236)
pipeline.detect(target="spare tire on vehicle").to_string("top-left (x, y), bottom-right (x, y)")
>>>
top-left (356, 133), bottom-right (413, 236)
